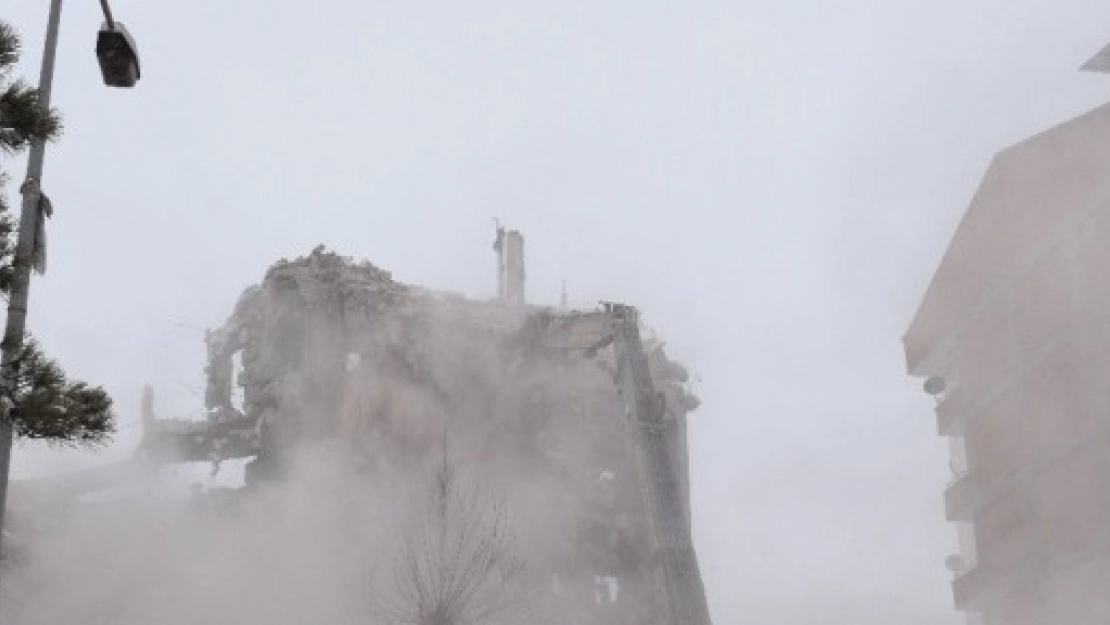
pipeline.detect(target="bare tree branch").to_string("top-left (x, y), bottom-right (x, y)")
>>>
top-left (375, 444), bottom-right (524, 625)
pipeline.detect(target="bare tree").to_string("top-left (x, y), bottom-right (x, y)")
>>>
top-left (377, 445), bottom-right (524, 625)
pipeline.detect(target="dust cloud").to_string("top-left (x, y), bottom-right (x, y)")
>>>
top-left (0, 249), bottom-right (698, 625)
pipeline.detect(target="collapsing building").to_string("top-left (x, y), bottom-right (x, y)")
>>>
top-left (140, 232), bottom-right (712, 625)
top-left (903, 63), bottom-right (1110, 624)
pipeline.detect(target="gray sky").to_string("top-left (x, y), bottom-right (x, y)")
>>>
top-left (4, 0), bottom-right (1110, 622)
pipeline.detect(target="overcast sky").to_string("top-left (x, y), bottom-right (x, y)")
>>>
top-left (4, 1), bottom-right (1110, 623)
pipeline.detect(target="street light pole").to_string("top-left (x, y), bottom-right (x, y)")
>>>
top-left (0, 0), bottom-right (65, 559)
top-left (0, 0), bottom-right (138, 563)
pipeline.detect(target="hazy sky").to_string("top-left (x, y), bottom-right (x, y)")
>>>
top-left (4, 1), bottom-right (1110, 623)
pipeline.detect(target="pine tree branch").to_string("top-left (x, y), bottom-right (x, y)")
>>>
top-left (0, 80), bottom-right (62, 153)
top-left (1, 340), bottom-right (115, 448)
top-left (0, 20), bottom-right (63, 154)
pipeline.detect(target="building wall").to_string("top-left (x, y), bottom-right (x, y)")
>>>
top-left (906, 104), bottom-right (1110, 625)
top-left (944, 223), bottom-right (1110, 624)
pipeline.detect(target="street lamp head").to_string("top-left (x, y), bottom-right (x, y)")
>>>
top-left (96, 23), bottom-right (140, 88)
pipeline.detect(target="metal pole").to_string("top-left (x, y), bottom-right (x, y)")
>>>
top-left (0, 0), bottom-right (65, 561)
top-left (609, 305), bottom-right (713, 625)
top-left (97, 0), bottom-right (115, 30)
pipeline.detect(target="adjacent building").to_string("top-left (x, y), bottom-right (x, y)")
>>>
top-left (905, 91), bottom-right (1110, 621)
top-left (904, 100), bottom-right (1110, 623)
